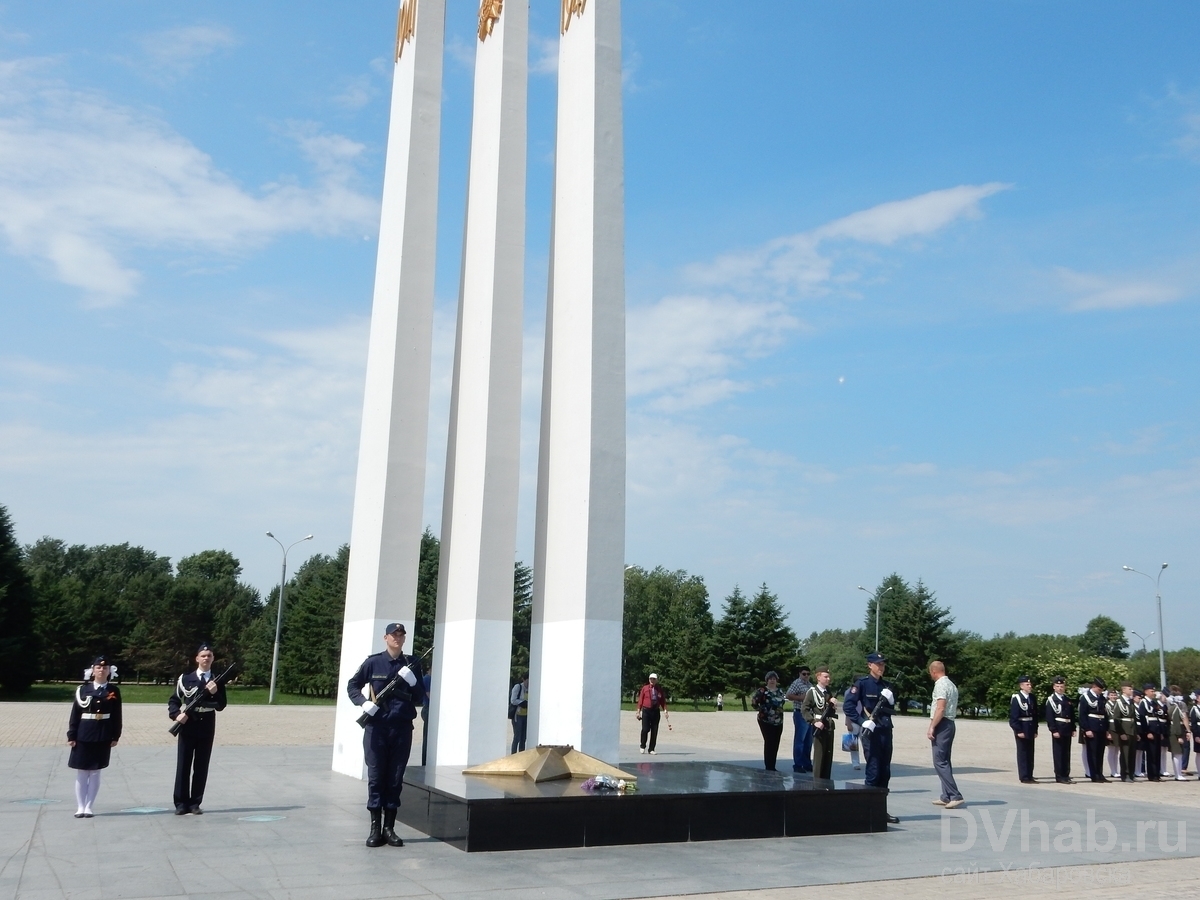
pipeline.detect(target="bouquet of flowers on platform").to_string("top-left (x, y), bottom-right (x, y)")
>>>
top-left (580, 774), bottom-right (636, 793)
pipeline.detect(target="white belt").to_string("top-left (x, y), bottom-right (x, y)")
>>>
top-left (192, 707), bottom-right (217, 713)
top-left (79, 713), bottom-right (110, 720)
top-left (1018, 717), bottom-right (1033, 721)
top-left (1054, 717), bottom-right (1071, 722)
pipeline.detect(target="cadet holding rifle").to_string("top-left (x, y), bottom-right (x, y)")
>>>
top-left (167, 643), bottom-right (228, 815)
top-left (347, 622), bottom-right (425, 848)
top-left (801, 666), bottom-right (838, 780)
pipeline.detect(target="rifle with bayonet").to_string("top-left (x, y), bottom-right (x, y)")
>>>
top-left (356, 645), bottom-right (433, 727)
top-left (168, 663), bottom-right (237, 736)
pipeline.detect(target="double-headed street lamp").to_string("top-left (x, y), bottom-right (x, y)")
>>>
top-left (1129, 629), bottom-right (1154, 654)
top-left (266, 532), bottom-right (313, 704)
top-left (1123, 564), bottom-right (1168, 691)
top-left (857, 585), bottom-right (894, 654)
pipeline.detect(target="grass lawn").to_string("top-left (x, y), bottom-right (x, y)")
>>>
top-left (10, 684), bottom-right (335, 705)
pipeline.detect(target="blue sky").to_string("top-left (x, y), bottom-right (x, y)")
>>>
top-left (1, 2), bottom-right (1197, 651)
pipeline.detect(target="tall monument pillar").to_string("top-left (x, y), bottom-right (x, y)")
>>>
top-left (426, 0), bottom-right (528, 768)
top-left (333, 0), bottom-right (446, 780)
top-left (528, 0), bottom-right (626, 763)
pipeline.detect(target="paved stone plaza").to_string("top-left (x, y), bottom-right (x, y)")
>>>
top-left (2, 705), bottom-right (1198, 899)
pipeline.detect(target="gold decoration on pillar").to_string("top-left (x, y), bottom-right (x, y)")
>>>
top-left (478, 0), bottom-right (503, 42)
top-left (560, 0), bottom-right (587, 35)
top-left (395, 0), bottom-right (418, 62)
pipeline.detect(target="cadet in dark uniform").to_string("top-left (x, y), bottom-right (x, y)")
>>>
top-left (168, 643), bottom-right (227, 814)
top-left (1189, 692), bottom-right (1200, 765)
top-left (66, 655), bottom-right (122, 817)
top-left (1009, 675), bottom-right (1038, 783)
top-left (844, 652), bottom-right (899, 823)
top-left (1079, 677), bottom-right (1109, 783)
top-left (1137, 684), bottom-right (1165, 781)
top-left (1110, 682), bottom-right (1137, 782)
top-left (347, 622), bottom-right (424, 848)
top-left (801, 666), bottom-right (838, 780)
top-left (1044, 675), bottom-right (1075, 783)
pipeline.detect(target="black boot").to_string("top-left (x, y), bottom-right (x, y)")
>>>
top-left (365, 809), bottom-right (384, 848)
top-left (382, 809), bottom-right (404, 847)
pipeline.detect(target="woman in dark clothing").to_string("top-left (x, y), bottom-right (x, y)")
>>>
top-left (751, 671), bottom-right (786, 771)
top-left (67, 655), bottom-right (122, 817)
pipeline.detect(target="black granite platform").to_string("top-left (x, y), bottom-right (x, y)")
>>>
top-left (398, 761), bottom-right (888, 852)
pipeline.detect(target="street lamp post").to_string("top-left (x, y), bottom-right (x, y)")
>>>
top-left (266, 532), bottom-right (313, 704)
top-left (1123, 564), bottom-right (1168, 690)
top-left (1129, 630), bottom-right (1154, 654)
top-left (857, 585), bottom-right (895, 654)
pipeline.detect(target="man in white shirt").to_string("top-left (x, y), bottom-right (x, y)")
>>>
top-left (927, 660), bottom-right (963, 809)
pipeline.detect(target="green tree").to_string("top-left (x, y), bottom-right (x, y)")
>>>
top-left (511, 561), bottom-right (532, 682)
top-left (0, 506), bottom-right (38, 692)
top-left (276, 546), bottom-right (348, 697)
top-left (413, 528), bottom-right (439, 660)
top-left (801, 629), bottom-right (866, 693)
top-left (623, 566), bottom-right (719, 705)
top-left (27, 540), bottom-right (173, 681)
top-left (1076, 615), bottom-right (1129, 659)
top-left (714, 586), bottom-right (754, 709)
top-left (863, 575), bottom-right (959, 709)
top-left (715, 584), bottom-right (801, 709)
top-left (1127, 648), bottom-right (1200, 692)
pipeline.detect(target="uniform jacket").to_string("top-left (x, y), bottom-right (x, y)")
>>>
top-left (843, 674), bottom-right (895, 729)
top-left (1167, 701), bottom-right (1189, 753)
top-left (1044, 691), bottom-right (1075, 736)
top-left (1108, 695), bottom-right (1137, 738)
top-left (1136, 696), bottom-right (1166, 739)
top-left (1009, 691), bottom-right (1038, 738)
top-left (1078, 689), bottom-right (1108, 737)
top-left (67, 682), bottom-right (122, 744)
top-left (168, 670), bottom-right (229, 720)
top-left (346, 651), bottom-right (425, 727)
top-left (801, 684), bottom-right (837, 727)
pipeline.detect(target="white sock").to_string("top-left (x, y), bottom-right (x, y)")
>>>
top-left (74, 771), bottom-right (88, 814)
top-left (83, 770), bottom-right (101, 813)
top-left (1172, 755), bottom-right (1185, 778)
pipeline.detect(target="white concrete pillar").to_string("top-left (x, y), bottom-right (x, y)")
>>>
top-left (529, 0), bottom-right (625, 764)
top-left (333, 0), bottom-right (445, 780)
top-left (427, 0), bottom-right (528, 769)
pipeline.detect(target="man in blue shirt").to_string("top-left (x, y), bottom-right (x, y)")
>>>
top-left (843, 652), bottom-right (899, 824)
top-left (347, 623), bottom-right (425, 848)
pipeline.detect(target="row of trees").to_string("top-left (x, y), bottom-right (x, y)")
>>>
top-left (5, 502), bottom-right (1197, 710)
top-left (622, 567), bottom-right (801, 709)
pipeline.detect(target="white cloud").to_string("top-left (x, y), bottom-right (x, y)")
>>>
top-left (685, 183), bottom-right (1011, 295)
top-left (135, 25), bottom-right (238, 81)
top-left (1057, 267), bottom-right (1183, 311)
top-left (628, 295), bottom-right (799, 410)
top-left (530, 34), bottom-right (558, 76)
top-left (631, 185), bottom-right (1007, 412)
top-left (0, 59), bottom-right (378, 303)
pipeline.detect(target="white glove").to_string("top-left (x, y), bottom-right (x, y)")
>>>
top-left (880, 688), bottom-right (895, 705)
top-left (361, 701), bottom-right (379, 716)
top-left (862, 720), bottom-right (876, 733)
top-left (399, 666), bottom-right (417, 687)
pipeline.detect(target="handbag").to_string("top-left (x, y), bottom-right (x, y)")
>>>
top-left (841, 732), bottom-right (858, 752)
